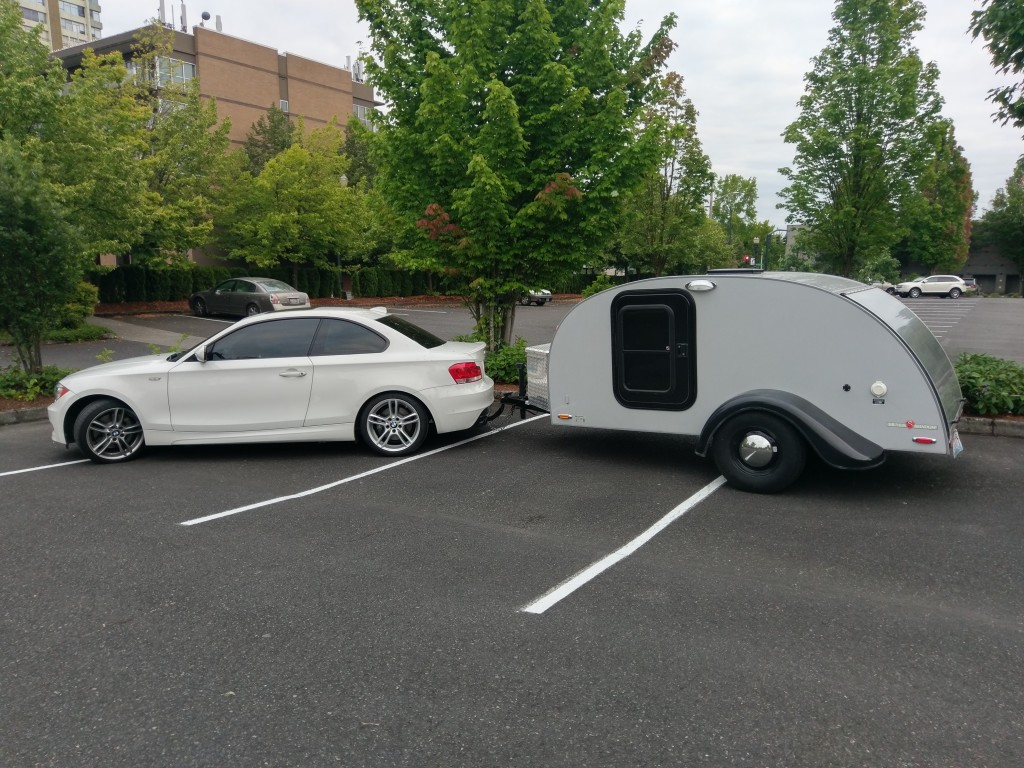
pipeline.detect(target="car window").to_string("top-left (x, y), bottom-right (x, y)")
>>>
top-left (253, 279), bottom-right (295, 292)
top-left (375, 314), bottom-right (446, 349)
top-left (235, 280), bottom-right (256, 293)
top-left (215, 280), bottom-right (236, 292)
top-left (310, 318), bottom-right (388, 355)
top-left (208, 318), bottom-right (320, 360)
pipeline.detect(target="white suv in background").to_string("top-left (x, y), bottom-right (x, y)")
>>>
top-left (894, 275), bottom-right (967, 299)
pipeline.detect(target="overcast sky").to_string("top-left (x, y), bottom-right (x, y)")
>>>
top-left (101, 0), bottom-right (1021, 222)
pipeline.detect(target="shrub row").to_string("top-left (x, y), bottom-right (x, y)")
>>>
top-left (955, 353), bottom-right (1024, 416)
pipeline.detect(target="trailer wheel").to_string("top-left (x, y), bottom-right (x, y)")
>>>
top-left (711, 412), bottom-right (807, 493)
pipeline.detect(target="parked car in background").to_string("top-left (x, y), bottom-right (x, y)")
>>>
top-left (519, 288), bottom-right (552, 306)
top-left (962, 277), bottom-right (979, 293)
top-left (870, 281), bottom-right (897, 294)
top-left (190, 277), bottom-right (310, 317)
top-left (894, 275), bottom-right (967, 299)
top-left (48, 308), bottom-right (494, 463)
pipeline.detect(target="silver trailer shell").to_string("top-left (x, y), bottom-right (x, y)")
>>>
top-left (531, 272), bottom-right (963, 491)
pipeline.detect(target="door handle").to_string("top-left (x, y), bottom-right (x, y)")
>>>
top-left (279, 369), bottom-right (308, 378)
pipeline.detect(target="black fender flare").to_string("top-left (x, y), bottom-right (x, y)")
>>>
top-left (695, 389), bottom-right (885, 470)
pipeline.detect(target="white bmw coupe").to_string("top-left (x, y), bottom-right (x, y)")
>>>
top-left (49, 307), bottom-right (494, 462)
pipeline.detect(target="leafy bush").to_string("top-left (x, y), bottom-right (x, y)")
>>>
top-left (581, 274), bottom-right (614, 298)
top-left (0, 365), bottom-right (74, 401)
top-left (53, 282), bottom-right (99, 329)
top-left (485, 337), bottom-right (528, 384)
top-left (955, 353), bottom-right (1024, 416)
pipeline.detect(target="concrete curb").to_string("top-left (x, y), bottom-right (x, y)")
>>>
top-left (0, 406), bottom-right (50, 426)
top-left (957, 415), bottom-right (1024, 439)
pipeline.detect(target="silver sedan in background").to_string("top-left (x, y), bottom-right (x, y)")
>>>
top-left (190, 277), bottom-right (310, 317)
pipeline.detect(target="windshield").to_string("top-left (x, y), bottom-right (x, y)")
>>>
top-left (375, 315), bottom-right (445, 348)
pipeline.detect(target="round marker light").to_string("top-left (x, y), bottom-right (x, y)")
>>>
top-left (870, 381), bottom-right (888, 397)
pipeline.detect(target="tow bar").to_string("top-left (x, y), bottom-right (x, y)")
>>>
top-left (486, 363), bottom-right (548, 422)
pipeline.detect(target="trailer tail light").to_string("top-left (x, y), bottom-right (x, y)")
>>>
top-left (912, 437), bottom-right (937, 444)
top-left (449, 362), bottom-right (482, 383)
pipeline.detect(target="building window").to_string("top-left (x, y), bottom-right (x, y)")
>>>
top-left (353, 104), bottom-right (375, 127)
top-left (21, 8), bottom-right (46, 22)
top-left (59, 1), bottom-right (86, 17)
top-left (130, 57), bottom-right (197, 88)
top-left (90, 26), bottom-right (101, 39)
top-left (280, 99), bottom-right (289, 113)
top-left (61, 18), bottom-right (86, 35)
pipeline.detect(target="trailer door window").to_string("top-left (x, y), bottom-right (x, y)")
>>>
top-left (611, 290), bottom-right (696, 410)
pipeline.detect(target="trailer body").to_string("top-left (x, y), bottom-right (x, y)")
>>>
top-left (527, 272), bottom-right (963, 492)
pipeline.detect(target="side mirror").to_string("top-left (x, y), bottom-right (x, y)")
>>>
top-left (194, 344), bottom-right (207, 363)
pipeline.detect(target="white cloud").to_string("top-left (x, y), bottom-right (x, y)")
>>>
top-left (98, 0), bottom-right (1021, 220)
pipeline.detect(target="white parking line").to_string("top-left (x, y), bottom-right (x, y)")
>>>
top-left (521, 476), bottom-right (728, 615)
top-left (180, 415), bottom-right (547, 526)
top-left (0, 459), bottom-right (91, 477)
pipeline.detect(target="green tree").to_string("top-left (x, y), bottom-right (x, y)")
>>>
top-left (0, 137), bottom-right (83, 371)
top-left (970, 0), bottom-right (1024, 130)
top-left (617, 72), bottom-right (714, 276)
top-left (779, 0), bottom-right (942, 277)
top-left (242, 104), bottom-right (297, 174)
top-left (217, 123), bottom-right (363, 283)
top-left (1, 2), bottom-right (153, 370)
top-left (135, 79), bottom-right (233, 261)
top-left (977, 156), bottom-right (1024, 275)
top-left (710, 174), bottom-right (758, 250)
top-left (356, 0), bottom-right (676, 348)
top-left (900, 119), bottom-right (973, 272)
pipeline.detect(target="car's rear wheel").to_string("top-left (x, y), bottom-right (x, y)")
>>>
top-left (908, 287), bottom-right (922, 298)
top-left (949, 288), bottom-right (962, 299)
top-left (359, 393), bottom-right (429, 456)
top-left (73, 398), bottom-right (146, 463)
top-left (246, 303), bottom-right (260, 316)
top-left (711, 412), bottom-right (807, 493)
top-left (191, 298), bottom-right (208, 317)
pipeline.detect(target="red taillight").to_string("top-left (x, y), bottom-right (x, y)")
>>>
top-left (269, 294), bottom-right (280, 304)
top-left (449, 362), bottom-right (482, 384)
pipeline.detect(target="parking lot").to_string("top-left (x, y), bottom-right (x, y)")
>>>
top-left (2, 295), bottom-right (1024, 766)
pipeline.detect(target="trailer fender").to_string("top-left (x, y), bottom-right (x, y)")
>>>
top-left (695, 389), bottom-right (885, 470)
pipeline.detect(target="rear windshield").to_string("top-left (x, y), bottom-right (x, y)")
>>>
top-left (253, 279), bottom-right (296, 292)
top-left (375, 314), bottom-right (446, 348)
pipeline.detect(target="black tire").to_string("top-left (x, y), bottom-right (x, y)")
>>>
top-left (908, 287), bottom-right (922, 298)
top-left (359, 393), bottom-right (429, 456)
top-left (710, 412), bottom-right (807, 494)
top-left (949, 288), bottom-right (962, 299)
top-left (73, 398), bottom-right (146, 463)
top-left (191, 297), bottom-right (208, 317)
top-left (886, 287), bottom-right (896, 295)
top-left (519, 297), bottom-right (530, 306)
top-left (245, 303), bottom-right (261, 316)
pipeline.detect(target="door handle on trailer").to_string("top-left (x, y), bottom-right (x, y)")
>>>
top-left (279, 369), bottom-right (308, 378)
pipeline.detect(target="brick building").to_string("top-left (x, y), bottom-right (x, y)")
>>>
top-left (52, 23), bottom-right (379, 147)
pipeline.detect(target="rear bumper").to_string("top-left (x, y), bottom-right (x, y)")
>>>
top-left (425, 379), bottom-right (495, 433)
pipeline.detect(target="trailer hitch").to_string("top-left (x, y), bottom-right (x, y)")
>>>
top-left (485, 362), bottom-right (548, 422)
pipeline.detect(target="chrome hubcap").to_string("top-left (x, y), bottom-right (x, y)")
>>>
top-left (739, 432), bottom-right (775, 468)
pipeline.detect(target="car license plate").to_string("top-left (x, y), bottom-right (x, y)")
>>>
top-left (287, 298), bottom-right (300, 305)
top-left (950, 428), bottom-right (964, 458)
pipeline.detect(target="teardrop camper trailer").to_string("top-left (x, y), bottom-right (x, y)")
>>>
top-left (520, 272), bottom-right (964, 493)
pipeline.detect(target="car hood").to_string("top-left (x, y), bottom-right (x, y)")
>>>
top-left (62, 354), bottom-right (177, 385)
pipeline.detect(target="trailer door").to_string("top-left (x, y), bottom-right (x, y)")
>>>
top-left (611, 290), bottom-right (696, 410)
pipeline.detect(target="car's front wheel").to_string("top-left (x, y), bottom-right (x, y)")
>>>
top-left (73, 398), bottom-right (146, 463)
top-left (908, 287), bottom-right (922, 298)
top-left (359, 393), bottom-right (429, 456)
top-left (949, 288), bottom-right (962, 299)
top-left (191, 298), bottom-right (208, 317)
top-left (710, 412), bottom-right (807, 493)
